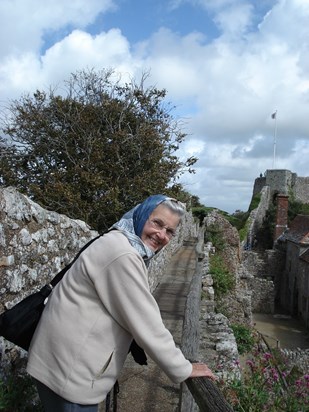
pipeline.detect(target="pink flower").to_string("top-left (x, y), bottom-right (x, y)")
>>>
top-left (246, 359), bottom-right (254, 369)
top-left (233, 359), bottom-right (240, 367)
top-left (272, 371), bottom-right (279, 382)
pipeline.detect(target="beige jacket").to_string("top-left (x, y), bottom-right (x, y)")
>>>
top-left (27, 230), bottom-right (192, 404)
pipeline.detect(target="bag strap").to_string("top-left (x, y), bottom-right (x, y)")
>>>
top-left (105, 381), bottom-right (119, 412)
top-left (49, 233), bottom-right (104, 288)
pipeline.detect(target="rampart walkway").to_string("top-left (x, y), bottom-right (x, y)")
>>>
top-left (100, 239), bottom-right (197, 411)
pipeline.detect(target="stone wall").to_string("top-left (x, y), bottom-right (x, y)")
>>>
top-left (199, 242), bottom-right (239, 377)
top-left (241, 250), bottom-right (267, 278)
top-left (265, 169), bottom-right (296, 197)
top-left (247, 277), bottom-right (275, 313)
top-left (246, 185), bottom-right (271, 248)
top-left (252, 175), bottom-right (266, 197)
top-left (181, 234), bottom-right (240, 412)
top-left (241, 250), bottom-right (275, 314)
top-left (280, 348), bottom-right (309, 375)
top-left (0, 187), bottom-right (98, 313)
top-left (204, 210), bottom-right (241, 275)
top-left (203, 209), bottom-right (276, 323)
top-left (205, 210), bottom-right (251, 325)
top-left (295, 176), bottom-right (309, 204)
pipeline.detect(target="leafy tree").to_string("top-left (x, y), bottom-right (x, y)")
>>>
top-left (0, 69), bottom-right (196, 231)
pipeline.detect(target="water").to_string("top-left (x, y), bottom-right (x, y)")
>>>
top-left (253, 313), bottom-right (309, 349)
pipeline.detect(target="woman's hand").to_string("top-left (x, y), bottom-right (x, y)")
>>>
top-left (189, 362), bottom-right (217, 380)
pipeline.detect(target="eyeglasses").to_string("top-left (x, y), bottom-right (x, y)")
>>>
top-left (148, 218), bottom-right (177, 239)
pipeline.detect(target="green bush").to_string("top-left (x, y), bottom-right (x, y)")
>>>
top-left (209, 254), bottom-right (235, 298)
top-left (288, 198), bottom-right (309, 221)
top-left (230, 324), bottom-right (255, 355)
top-left (238, 218), bottom-right (250, 243)
top-left (191, 206), bottom-right (208, 225)
top-left (248, 193), bottom-right (261, 212)
top-left (225, 210), bottom-right (249, 232)
top-left (205, 223), bottom-right (226, 252)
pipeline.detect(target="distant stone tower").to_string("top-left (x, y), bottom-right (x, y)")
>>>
top-left (248, 169), bottom-right (309, 245)
top-left (252, 169), bottom-right (309, 205)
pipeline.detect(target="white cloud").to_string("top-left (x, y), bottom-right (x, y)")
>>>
top-left (213, 2), bottom-right (254, 36)
top-left (0, 0), bottom-right (115, 55)
top-left (0, 28), bottom-right (139, 100)
top-left (136, 29), bottom-right (206, 100)
top-left (41, 29), bottom-right (134, 81)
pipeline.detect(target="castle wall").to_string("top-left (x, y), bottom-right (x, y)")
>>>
top-left (265, 169), bottom-right (295, 197)
top-left (245, 186), bottom-right (271, 249)
top-left (252, 176), bottom-right (266, 197)
top-left (294, 177), bottom-right (309, 204)
top-left (253, 169), bottom-right (309, 206)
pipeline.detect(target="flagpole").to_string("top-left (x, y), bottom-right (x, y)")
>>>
top-left (272, 110), bottom-right (278, 169)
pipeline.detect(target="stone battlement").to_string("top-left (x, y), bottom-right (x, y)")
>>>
top-left (253, 169), bottom-right (309, 204)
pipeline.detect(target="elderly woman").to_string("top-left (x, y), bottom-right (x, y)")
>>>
top-left (27, 194), bottom-right (215, 411)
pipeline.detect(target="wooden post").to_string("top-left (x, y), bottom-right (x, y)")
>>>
top-left (185, 377), bottom-right (234, 412)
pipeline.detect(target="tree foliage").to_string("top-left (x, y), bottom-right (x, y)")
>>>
top-left (0, 69), bottom-right (197, 231)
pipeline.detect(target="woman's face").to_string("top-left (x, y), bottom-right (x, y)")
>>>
top-left (141, 204), bottom-right (180, 252)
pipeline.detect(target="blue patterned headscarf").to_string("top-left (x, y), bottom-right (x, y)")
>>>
top-left (110, 194), bottom-right (169, 264)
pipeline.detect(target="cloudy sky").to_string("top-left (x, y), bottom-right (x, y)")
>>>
top-left (1, 0), bottom-right (309, 213)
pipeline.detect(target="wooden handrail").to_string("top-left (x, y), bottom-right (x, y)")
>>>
top-left (185, 377), bottom-right (234, 412)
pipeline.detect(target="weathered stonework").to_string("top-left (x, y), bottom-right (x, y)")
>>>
top-left (0, 187), bottom-right (98, 313)
top-left (247, 277), bottom-right (275, 313)
top-left (199, 241), bottom-right (240, 380)
top-left (204, 210), bottom-right (241, 275)
top-left (241, 250), bottom-right (275, 313)
top-left (203, 209), bottom-right (276, 326)
top-left (245, 185), bottom-right (271, 249)
top-left (253, 169), bottom-right (309, 205)
top-left (280, 348), bottom-right (309, 375)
